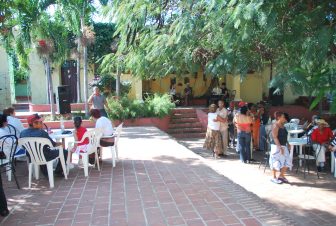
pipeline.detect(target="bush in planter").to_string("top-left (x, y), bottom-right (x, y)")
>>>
top-left (106, 94), bottom-right (175, 120)
top-left (145, 93), bottom-right (175, 118)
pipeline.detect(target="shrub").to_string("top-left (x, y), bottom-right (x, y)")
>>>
top-left (106, 94), bottom-right (175, 120)
top-left (145, 93), bottom-right (175, 118)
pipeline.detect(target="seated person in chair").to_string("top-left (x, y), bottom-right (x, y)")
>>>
top-left (311, 119), bottom-right (333, 172)
top-left (0, 114), bottom-right (24, 158)
top-left (220, 83), bottom-right (230, 101)
top-left (20, 114), bottom-right (68, 178)
top-left (0, 114), bottom-right (11, 157)
top-left (328, 135), bottom-right (336, 158)
top-left (67, 116), bottom-right (89, 168)
top-left (90, 109), bottom-right (115, 163)
top-left (3, 107), bottom-right (25, 135)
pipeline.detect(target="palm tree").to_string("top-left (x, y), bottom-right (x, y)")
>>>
top-left (58, 0), bottom-right (108, 116)
top-left (34, 12), bottom-right (71, 120)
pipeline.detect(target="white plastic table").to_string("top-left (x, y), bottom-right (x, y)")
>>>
top-left (49, 130), bottom-right (73, 148)
top-left (288, 137), bottom-right (308, 168)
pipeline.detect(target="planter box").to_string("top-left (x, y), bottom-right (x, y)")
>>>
top-left (29, 103), bottom-right (92, 112)
top-left (114, 116), bottom-right (171, 132)
top-left (191, 98), bottom-right (207, 106)
top-left (22, 119), bottom-right (96, 129)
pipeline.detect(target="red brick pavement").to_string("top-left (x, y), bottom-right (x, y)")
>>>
top-left (0, 127), bottom-right (303, 225)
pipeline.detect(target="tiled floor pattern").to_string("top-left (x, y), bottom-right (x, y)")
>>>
top-left (1, 127), bottom-right (332, 225)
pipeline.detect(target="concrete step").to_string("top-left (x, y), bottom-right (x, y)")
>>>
top-left (168, 122), bottom-right (202, 129)
top-left (168, 127), bottom-right (205, 134)
top-left (172, 108), bottom-right (196, 114)
top-left (171, 113), bottom-right (197, 119)
top-left (16, 96), bottom-right (30, 102)
top-left (171, 132), bottom-right (206, 139)
top-left (170, 118), bottom-right (199, 123)
top-left (12, 103), bottom-right (29, 110)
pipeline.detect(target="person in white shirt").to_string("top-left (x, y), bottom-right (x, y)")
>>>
top-left (0, 114), bottom-right (13, 158)
top-left (216, 100), bottom-right (229, 156)
top-left (3, 107), bottom-right (25, 135)
top-left (90, 109), bottom-right (114, 136)
top-left (212, 86), bottom-right (222, 95)
top-left (203, 104), bottom-right (225, 158)
top-left (89, 109), bottom-right (114, 164)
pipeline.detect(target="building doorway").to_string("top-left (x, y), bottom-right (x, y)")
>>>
top-left (61, 60), bottom-right (77, 103)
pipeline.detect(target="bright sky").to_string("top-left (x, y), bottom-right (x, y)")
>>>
top-left (46, 0), bottom-right (111, 23)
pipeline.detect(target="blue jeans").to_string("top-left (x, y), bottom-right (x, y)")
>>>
top-left (99, 109), bottom-right (108, 117)
top-left (238, 131), bottom-right (251, 162)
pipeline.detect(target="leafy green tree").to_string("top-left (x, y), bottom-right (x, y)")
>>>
top-left (58, 0), bottom-right (108, 116)
top-left (104, 0), bottom-right (336, 111)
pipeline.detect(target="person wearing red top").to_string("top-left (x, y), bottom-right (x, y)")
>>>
top-left (67, 117), bottom-right (90, 169)
top-left (311, 119), bottom-right (333, 172)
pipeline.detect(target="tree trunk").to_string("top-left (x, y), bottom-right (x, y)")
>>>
top-left (116, 65), bottom-right (121, 97)
top-left (79, 13), bottom-right (89, 116)
top-left (76, 41), bottom-right (81, 103)
top-left (46, 58), bottom-right (56, 120)
top-left (83, 45), bottom-right (89, 116)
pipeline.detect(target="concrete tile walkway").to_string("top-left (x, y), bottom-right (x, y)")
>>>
top-left (179, 139), bottom-right (336, 226)
top-left (0, 127), bottom-right (331, 225)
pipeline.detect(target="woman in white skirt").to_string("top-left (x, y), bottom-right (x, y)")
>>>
top-left (269, 112), bottom-right (291, 184)
top-left (203, 104), bottom-right (224, 158)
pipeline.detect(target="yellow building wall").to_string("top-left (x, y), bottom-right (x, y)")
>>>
top-left (29, 50), bottom-right (49, 104)
top-left (0, 47), bottom-right (12, 111)
top-left (120, 74), bottom-right (142, 100)
top-left (144, 71), bottom-right (211, 97)
top-left (240, 73), bottom-right (263, 103)
top-left (29, 50), bottom-right (95, 104)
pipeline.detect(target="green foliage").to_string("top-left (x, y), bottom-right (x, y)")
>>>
top-left (106, 0), bottom-right (336, 112)
top-left (145, 93), bottom-right (176, 118)
top-left (89, 22), bottom-right (116, 63)
top-left (89, 74), bottom-right (132, 97)
top-left (106, 94), bottom-right (175, 120)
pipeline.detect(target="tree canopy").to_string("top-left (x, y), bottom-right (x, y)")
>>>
top-left (105, 0), bottom-right (336, 110)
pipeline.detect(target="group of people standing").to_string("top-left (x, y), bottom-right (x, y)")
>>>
top-left (204, 101), bottom-right (270, 161)
top-left (204, 99), bottom-right (336, 185)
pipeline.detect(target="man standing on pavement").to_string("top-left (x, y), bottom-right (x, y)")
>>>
top-left (88, 87), bottom-right (109, 117)
top-left (217, 100), bottom-right (229, 156)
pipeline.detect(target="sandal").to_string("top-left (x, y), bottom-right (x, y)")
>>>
top-left (278, 177), bottom-right (289, 183)
top-left (271, 178), bottom-right (283, 184)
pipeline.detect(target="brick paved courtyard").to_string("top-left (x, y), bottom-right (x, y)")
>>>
top-left (0, 127), bottom-right (335, 225)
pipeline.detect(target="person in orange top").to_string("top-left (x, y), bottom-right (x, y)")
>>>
top-left (234, 106), bottom-right (253, 163)
top-left (249, 104), bottom-right (260, 150)
top-left (311, 119), bottom-right (333, 172)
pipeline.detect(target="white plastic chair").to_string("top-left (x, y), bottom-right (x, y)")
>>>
top-left (100, 123), bottom-right (123, 167)
top-left (68, 128), bottom-right (103, 177)
top-left (18, 137), bottom-right (68, 188)
top-left (0, 134), bottom-right (23, 189)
